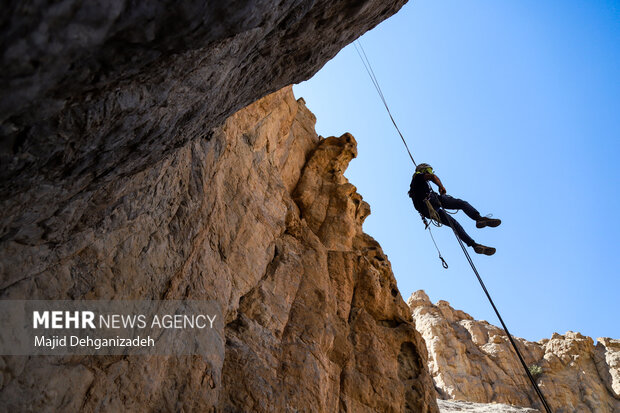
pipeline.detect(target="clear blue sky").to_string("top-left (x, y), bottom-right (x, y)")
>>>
top-left (294, 0), bottom-right (619, 342)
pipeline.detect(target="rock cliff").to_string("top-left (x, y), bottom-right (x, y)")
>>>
top-left (0, 1), bottom-right (447, 410)
top-left (409, 290), bottom-right (620, 413)
top-left (0, 84), bottom-right (439, 411)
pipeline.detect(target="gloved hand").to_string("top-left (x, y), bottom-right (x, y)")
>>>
top-left (439, 186), bottom-right (447, 195)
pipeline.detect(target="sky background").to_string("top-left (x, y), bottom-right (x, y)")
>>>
top-left (294, 0), bottom-right (619, 342)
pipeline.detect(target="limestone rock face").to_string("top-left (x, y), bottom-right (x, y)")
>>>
top-left (0, 85), bottom-right (439, 411)
top-left (409, 290), bottom-right (620, 413)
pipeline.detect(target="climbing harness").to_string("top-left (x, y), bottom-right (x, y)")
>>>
top-left (353, 39), bottom-right (553, 413)
top-left (423, 198), bottom-right (442, 224)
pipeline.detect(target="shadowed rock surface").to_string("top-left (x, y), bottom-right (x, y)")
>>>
top-left (410, 290), bottom-right (620, 413)
top-left (0, 0), bottom-right (406, 223)
top-left (0, 84), bottom-right (439, 410)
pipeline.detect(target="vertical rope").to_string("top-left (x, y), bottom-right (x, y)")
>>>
top-left (442, 208), bottom-right (553, 413)
top-left (353, 41), bottom-right (417, 166)
top-left (427, 224), bottom-right (449, 268)
top-left (354, 40), bottom-right (447, 268)
top-left (353, 38), bottom-right (553, 413)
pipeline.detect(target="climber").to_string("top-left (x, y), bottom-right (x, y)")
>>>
top-left (408, 163), bottom-right (501, 256)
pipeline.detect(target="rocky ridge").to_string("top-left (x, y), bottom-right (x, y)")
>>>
top-left (409, 290), bottom-right (620, 413)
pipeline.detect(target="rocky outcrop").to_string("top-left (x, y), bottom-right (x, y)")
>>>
top-left (0, 85), bottom-right (439, 411)
top-left (409, 290), bottom-right (620, 413)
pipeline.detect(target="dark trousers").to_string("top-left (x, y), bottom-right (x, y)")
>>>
top-left (420, 194), bottom-right (481, 247)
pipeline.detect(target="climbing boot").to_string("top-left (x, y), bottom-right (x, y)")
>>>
top-left (476, 216), bottom-right (501, 228)
top-left (473, 244), bottom-right (496, 256)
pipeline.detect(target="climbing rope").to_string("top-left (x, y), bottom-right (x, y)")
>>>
top-left (441, 204), bottom-right (553, 413)
top-left (354, 40), bottom-right (446, 268)
top-left (353, 41), bottom-right (417, 167)
top-left (427, 224), bottom-right (449, 269)
top-left (353, 39), bottom-right (553, 413)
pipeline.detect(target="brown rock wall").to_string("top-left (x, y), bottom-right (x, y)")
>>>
top-left (0, 86), bottom-right (439, 412)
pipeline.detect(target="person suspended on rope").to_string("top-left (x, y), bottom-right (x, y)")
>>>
top-left (408, 163), bottom-right (501, 256)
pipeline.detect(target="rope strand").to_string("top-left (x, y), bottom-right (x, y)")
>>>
top-left (353, 41), bottom-right (417, 166)
top-left (442, 207), bottom-right (553, 413)
top-left (427, 224), bottom-right (448, 269)
top-left (353, 38), bottom-right (553, 413)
